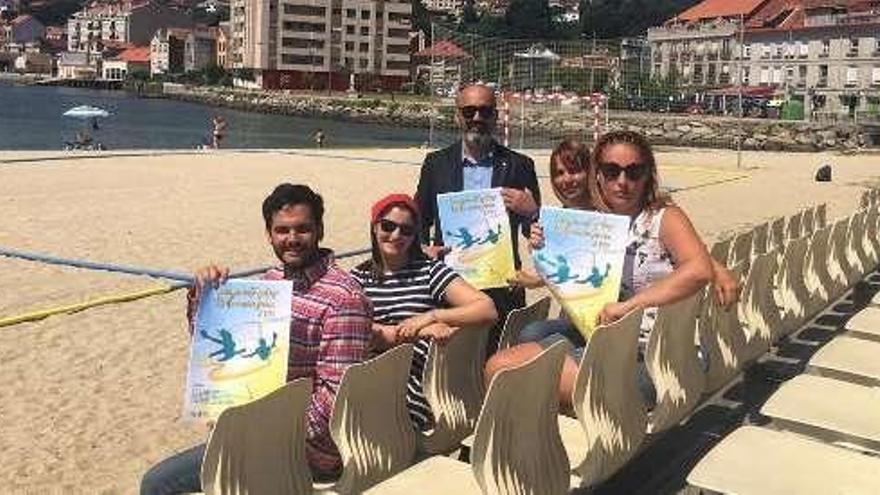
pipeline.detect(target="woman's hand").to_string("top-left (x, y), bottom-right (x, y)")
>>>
top-left (418, 322), bottom-right (458, 344)
top-left (597, 301), bottom-right (633, 326)
top-left (372, 323), bottom-right (400, 349)
top-left (507, 269), bottom-right (545, 289)
top-left (397, 310), bottom-right (438, 340)
top-left (712, 266), bottom-right (741, 308)
top-left (528, 222), bottom-right (545, 250)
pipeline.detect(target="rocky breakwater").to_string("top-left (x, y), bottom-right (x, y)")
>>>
top-left (162, 85), bottom-right (450, 129)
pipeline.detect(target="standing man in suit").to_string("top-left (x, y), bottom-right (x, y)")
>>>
top-left (415, 83), bottom-right (541, 356)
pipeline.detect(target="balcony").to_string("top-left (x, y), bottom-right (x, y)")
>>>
top-left (847, 49), bottom-right (858, 57)
top-left (818, 77), bottom-right (828, 87)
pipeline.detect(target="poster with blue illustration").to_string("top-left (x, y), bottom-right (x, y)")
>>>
top-left (183, 280), bottom-right (292, 422)
top-left (437, 188), bottom-right (515, 289)
top-left (534, 207), bottom-right (630, 339)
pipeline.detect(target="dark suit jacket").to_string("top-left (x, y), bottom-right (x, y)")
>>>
top-left (414, 140), bottom-right (541, 269)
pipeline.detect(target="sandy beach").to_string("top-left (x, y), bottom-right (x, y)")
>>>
top-left (2, 146), bottom-right (879, 493)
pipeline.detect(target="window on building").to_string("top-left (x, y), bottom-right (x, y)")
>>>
top-left (346, 9), bottom-right (355, 17)
top-left (798, 41), bottom-right (809, 58)
top-left (773, 44), bottom-right (783, 58)
top-left (743, 66), bottom-right (751, 85)
top-left (798, 65), bottom-right (807, 86)
top-left (693, 64), bottom-right (703, 84)
top-left (820, 39), bottom-right (830, 57)
top-left (762, 43), bottom-right (771, 58)
top-left (849, 37), bottom-right (859, 56)
top-left (359, 42), bottom-right (368, 52)
top-left (772, 67), bottom-right (783, 84)
top-left (872, 67), bottom-right (880, 85)
top-left (344, 41), bottom-right (353, 51)
top-left (360, 26), bottom-right (369, 35)
top-left (346, 25), bottom-right (354, 34)
top-left (283, 5), bottom-right (326, 16)
top-left (760, 67), bottom-right (769, 84)
top-left (707, 63), bottom-right (717, 83)
top-left (361, 10), bottom-right (370, 20)
top-left (818, 64), bottom-right (828, 86)
top-left (743, 43), bottom-right (752, 59)
top-left (785, 66), bottom-right (794, 82)
top-left (846, 66), bottom-right (859, 86)
top-left (359, 58), bottom-right (368, 68)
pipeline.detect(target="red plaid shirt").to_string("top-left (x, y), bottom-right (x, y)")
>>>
top-left (188, 249), bottom-right (372, 476)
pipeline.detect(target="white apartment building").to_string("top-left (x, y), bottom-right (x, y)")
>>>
top-left (67, 1), bottom-right (191, 53)
top-left (230, 0), bottom-right (412, 90)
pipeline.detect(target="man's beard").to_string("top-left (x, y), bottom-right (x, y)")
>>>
top-left (463, 125), bottom-right (494, 152)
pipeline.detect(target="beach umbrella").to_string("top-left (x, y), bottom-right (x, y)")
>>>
top-left (62, 105), bottom-right (110, 119)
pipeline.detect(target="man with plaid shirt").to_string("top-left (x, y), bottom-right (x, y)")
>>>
top-left (142, 184), bottom-right (372, 494)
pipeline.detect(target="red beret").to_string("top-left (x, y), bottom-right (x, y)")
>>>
top-left (371, 193), bottom-right (420, 224)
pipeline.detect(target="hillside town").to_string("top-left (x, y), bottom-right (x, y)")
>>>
top-left (1, 0), bottom-right (880, 117)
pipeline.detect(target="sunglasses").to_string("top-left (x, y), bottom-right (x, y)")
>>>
top-left (378, 219), bottom-right (416, 237)
top-left (459, 105), bottom-right (497, 120)
top-left (597, 162), bottom-right (649, 182)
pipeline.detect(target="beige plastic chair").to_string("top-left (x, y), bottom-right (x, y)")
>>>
top-left (815, 202), bottom-right (828, 230)
top-left (364, 341), bottom-right (570, 495)
top-left (737, 250), bottom-right (781, 363)
top-left (709, 237), bottom-right (733, 265)
top-left (803, 226), bottom-right (833, 316)
top-left (496, 296), bottom-right (552, 351)
top-left (769, 216), bottom-right (786, 253)
top-left (842, 306), bottom-right (880, 342)
top-left (418, 325), bottom-right (489, 454)
top-left (200, 378), bottom-right (314, 495)
top-left (801, 206), bottom-right (815, 237)
top-left (785, 210), bottom-right (803, 242)
top-left (808, 334), bottom-right (880, 387)
top-left (761, 374), bottom-right (880, 453)
top-left (827, 217), bottom-right (855, 296)
top-left (645, 292), bottom-right (706, 434)
top-left (847, 211), bottom-right (870, 281)
top-left (861, 203), bottom-right (880, 266)
top-left (324, 344), bottom-right (417, 494)
top-left (772, 236), bottom-right (812, 338)
top-left (565, 308), bottom-right (646, 488)
top-left (699, 264), bottom-right (748, 393)
top-left (751, 222), bottom-right (769, 256)
top-left (729, 228), bottom-right (754, 270)
top-left (687, 426), bottom-right (880, 495)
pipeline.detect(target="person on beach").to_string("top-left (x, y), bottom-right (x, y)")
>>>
top-left (415, 83), bottom-right (541, 357)
top-left (485, 131), bottom-right (717, 409)
top-left (350, 193), bottom-right (497, 431)
top-left (509, 138), bottom-right (741, 342)
top-left (211, 115), bottom-right (226, 149)
top-left (314, 128), bottom-right (326, 148)
top-left (140, 184), bottom-right (372, 494)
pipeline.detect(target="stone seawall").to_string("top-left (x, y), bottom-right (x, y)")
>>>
top-left (159, 85), bottom-right (875, 152)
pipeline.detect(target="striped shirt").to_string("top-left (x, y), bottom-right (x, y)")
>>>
top-left (187, 249), bottom-right (372, 477)
top-left (350, 258), bottom-right (458, 431)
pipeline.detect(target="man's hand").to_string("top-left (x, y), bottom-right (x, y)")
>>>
top-left (372, 323), bottom-right (400, 349)
top-left (421, 244), bottom-right (450, 260)
top-left (597, 301), bottom-right (632, 326)
top-left (397, 310), bottom-right (437, 341)
top-left (418, 322), bottom-right (457, 344)
top-left (194, 264), bottom-right (230, 290)
top-left (501, 187), bottom-right (538, 218)
top-left (507, 270), bottom-right (544, 289)
top-left (713, 267), bottom-right (741, 308)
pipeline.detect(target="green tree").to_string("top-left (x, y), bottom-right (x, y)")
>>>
top-left (580, 0), bottom-right (700, 39)
top-left (504, 0), bottom-right (553, 39)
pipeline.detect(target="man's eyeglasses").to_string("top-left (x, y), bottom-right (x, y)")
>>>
top-left (597, 162), bottom-right (650, 182)
top-left (459, 105), bottom-right (497, 120)
top-left (377, 219), bottom-right (416, 237)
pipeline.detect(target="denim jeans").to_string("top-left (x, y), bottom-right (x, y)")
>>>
top-left (140, 444), bottom-right (204, 495)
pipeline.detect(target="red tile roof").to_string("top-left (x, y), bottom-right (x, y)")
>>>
top-left (118, 45), bottom-right (150, 62)
top-left (413, 40), bottom-right (472, 59)
top-left (675, 0), bottom-right (767, 22)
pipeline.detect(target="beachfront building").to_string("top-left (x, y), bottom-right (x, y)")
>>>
top-left (647, 0), bottom-right (880, 116)
top-left (150, 27), bottom-right (187, 75)
top-left (57, 51), bottom-right (99, 79)
top-left (183, 26), bottom-right (217, 72)
top-left (67, 1), bottom-right (192, 54)
top-left (230, 0), bottom-right (413, 90)
top-left (213, 22), bottom-right (231, 68)
top-left (13, 51), bottom-right (52, 74)
top-left (102, 44), bottom-right (150, 79)
top-left (0, 14), bottom-right (45, 53)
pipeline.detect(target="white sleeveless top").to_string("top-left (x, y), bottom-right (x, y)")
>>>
top-left (620, 207), bottom-right (675, 344)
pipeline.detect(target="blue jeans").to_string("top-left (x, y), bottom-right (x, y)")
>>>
top-left (140, 444), bottom-right (204, 495)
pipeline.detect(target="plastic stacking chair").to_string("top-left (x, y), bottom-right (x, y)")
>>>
top-left (803, 226), bottom-right (834, 316)
top-left (815, 202), bottom-right (828, 230)
top-left (200, 378), bottom-right (314, 495)
top-left (848, 211), bottom-right (871, 281)
top-left (773, 236), bottom-right (813, 338)
top-left (802, 206), bottom-right (815, 237)
top-left (687, 426), bottom-right (880, 495)
top-left (699, 264), bottom-right (748, 393)
top-left (809, 334), bottom-right (880, 387)
top-left (737, 250), bottom-right (781, 363)
top-left (564, 309), bottom-right (645, 488)
top-left (785, 210), bottom-right (803, 242)
top-left (324, 344), bottom-right (417, 494)
top-left (418, 325), bottom-right (490, 454)
top-left (364, 341), bottom-right (571, 495)
top-left (729, 228), bottom-right (754, 273)
top-left (841, 307), bottom-right (880, 342)
top-left (645, 292), bottom-right (706, 434)
top-left (496, 296), bottom-right (552, 351)
top-left (827, 217), bottom-right (855, 295)
top-left (751, 222), bottom-right (770, 256)
top-left (769, 216), bottom-right (786, 253)
top-left (761, 374), bottom-right (880, 453)
top-left (709, 237), bottom-right (733, 264)
top-left (861, 203), bottom-right (880, 267)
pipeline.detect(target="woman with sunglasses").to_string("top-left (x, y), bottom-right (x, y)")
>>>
top-left (351, 193), bottom-right (498, 431)
top-left (488, 131), bottom-right (716, 408)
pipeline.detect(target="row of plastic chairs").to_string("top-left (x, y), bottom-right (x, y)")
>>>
top-left (688, 189), bottom-right (880, 494)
